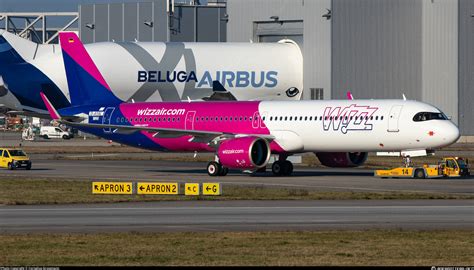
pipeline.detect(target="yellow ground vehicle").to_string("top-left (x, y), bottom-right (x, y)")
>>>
top-left (375, 157), bottom-right (470, 179)
top-left (0, 148), bottom-right (32, 170)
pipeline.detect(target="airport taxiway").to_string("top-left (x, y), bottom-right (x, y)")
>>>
top-left (0, 200), bottom-right (472, 233)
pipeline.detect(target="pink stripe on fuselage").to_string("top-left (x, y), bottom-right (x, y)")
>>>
top-left (119, 101), bottom-right (285, 153)
top-left (59, 32), bottom-right (111, 91)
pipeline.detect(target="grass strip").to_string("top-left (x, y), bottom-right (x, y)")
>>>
top-left (0, 230), bottom-right (472, 266)
top-left (0, 178), bottom-right (472, 205)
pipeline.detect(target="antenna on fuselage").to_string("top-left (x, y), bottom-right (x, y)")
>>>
top-left (131, 99), bottom-right (135, 103)
top-left (402, 94), bottom-right (407, 101)
top-left (187, 96), bottom-right (191, 103)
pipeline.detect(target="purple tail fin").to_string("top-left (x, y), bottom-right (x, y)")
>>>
top-left (59, 32), bottom-right (121, 106)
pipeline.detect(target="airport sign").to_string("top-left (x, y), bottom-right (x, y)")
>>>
top-left (202, 183), bottom-right (221, 196)
top-left (92, 182), bottom-right (133, 194)
top-left (137, 182), bottom-right (179, 195)
top-left (184, 183), bottom-right (200, 196)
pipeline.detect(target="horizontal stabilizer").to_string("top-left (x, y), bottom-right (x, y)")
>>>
top-left (7, 110), bottom-right (84, 122)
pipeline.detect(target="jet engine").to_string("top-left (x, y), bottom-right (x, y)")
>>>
top-left (315, 152), bottom-right (368, 167)
top-left (218, 137), bottom-right (271, 170)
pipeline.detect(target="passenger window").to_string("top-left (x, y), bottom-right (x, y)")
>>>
top-left (309, 117), bottom-right (313, 121)
top-left (304, 116), bottom-right (308, 121)
top-left (284, 117), bottom-right (288, 121)
top-left (381, 116), bottom-right (384, 120)
top-left (376, 116), bottom-right (379, 120)
top-left (370, 116), bottom-right (373, 120)
top-left (319, 116), bottom-right (322, 121)
top-left (289, 116), bottom-right (293, 121)
top-left (262, 116), bottom-right (266, 121)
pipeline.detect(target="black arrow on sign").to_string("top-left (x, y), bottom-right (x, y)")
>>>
top-left (206, 186), bottom-right (212, 192)
top-left (140, 186), bottom-right (145, 191)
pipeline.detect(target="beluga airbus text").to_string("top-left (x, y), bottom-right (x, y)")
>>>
top-left (40, 32), bottom-right (460, 176)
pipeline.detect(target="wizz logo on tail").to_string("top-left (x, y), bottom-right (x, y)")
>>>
top-left (323, 104), bottom-right (379, 134)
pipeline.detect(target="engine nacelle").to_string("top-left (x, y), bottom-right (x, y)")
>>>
top-left (218, 137), bottom-right (271, 170)
top-left (315, 152), bottom-right (368, 168)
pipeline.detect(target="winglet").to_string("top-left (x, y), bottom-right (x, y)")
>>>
top-left (39, 92), bottom-right (61, 120)
top-left (346, 91), bottom-right (354, 100)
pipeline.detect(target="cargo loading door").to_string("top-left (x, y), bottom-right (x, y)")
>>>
top-left (387, 105), bottom-right (403, 132)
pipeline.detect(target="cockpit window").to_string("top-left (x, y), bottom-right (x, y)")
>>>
top-left (413, 112), bottom-right (448, 122)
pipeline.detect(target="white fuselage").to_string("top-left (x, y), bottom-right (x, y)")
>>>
top-left (259, 100), bottom-right (459, 153)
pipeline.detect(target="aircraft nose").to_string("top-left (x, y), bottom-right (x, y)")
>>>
top-left (443, 123), bottom-right (460, 145)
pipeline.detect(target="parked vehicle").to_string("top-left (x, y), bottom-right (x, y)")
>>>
top-left (0, 148), bottom-right (31, 170)
top-left (374, 157), bottom-right (470, 179)
top-left (40, 126), bottom-right (73, 139)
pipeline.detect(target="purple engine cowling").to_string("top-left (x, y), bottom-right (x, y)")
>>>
top-left (218, 137), bottom-right (271, 170)
top-left (315, 152), bottom-right (368, 168)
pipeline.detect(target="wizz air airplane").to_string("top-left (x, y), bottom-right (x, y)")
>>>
top-left (40, 32), bottom-right (460, 176)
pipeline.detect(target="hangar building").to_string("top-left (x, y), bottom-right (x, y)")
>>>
top-left (0, 0), bottom-right (472, 137)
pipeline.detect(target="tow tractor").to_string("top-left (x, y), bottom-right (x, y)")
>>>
top-left (374, 157), bottom-right (470, 179)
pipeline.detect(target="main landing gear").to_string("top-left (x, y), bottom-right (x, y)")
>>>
top-left (207, 161), bottom-right (229, 176)
top-left (206, 155), bottom-right (293, 177)
top-left (271, 155), bottom-right (293, 176)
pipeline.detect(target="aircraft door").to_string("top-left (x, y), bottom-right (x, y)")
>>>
top-left (252, 112), bottom-right (260, 129)
top-left (185, 111), bottom-right (196, 130)
top-left (387, 105), bottom-right (403, 132)
top-left (102, 107), bottom-right (115, 133)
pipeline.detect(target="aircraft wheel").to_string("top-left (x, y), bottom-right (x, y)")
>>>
top-left (282, 160), bottom-right (293, 176)
top-left (219, 167), bottom-right (229, 176)
top-left (207, 161), bottom-right (222, 177)
top-left (272, 161), bottom-right (284, 176)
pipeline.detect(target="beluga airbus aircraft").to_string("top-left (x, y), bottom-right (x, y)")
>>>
top-left (39, 32), bottom-right (460, 176)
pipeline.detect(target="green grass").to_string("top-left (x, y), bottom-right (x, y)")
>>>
top-left (0, 178), bottom-right (472, 205)
top-left (0, 230), bottom-right (472, 266)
